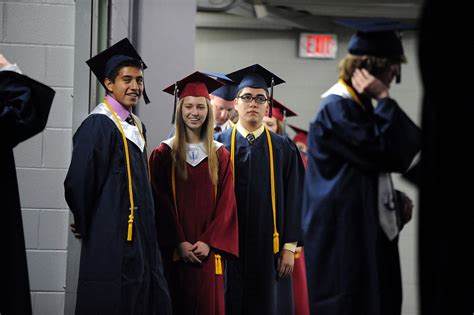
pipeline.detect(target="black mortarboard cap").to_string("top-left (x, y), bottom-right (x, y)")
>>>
top-left (86, 38), bottom-right (150, 104)
top-left (163, 71), bottom-right (224, 123)
top-left (336, 18), bottom-right (414, 60)
top-left (226, 64), bottom-right (285, 118)
top-left (205, 71), bottom-right (238, 101)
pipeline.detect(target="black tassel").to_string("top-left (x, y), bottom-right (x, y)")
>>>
top-left (171, 82), bottom-right (178, 124)
top-left (269, 77), bottom-right (274, 118)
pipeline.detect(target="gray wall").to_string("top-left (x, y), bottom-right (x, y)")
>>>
top-left (195, 27), bottom-right (421, 315)
top-left (136, 0), bottom-right (197, 151)
top-left (0, 0), bottom-right (75, 314)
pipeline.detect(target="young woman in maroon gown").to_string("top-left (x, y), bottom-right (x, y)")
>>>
top-left (150, 72), bottom-right (239, 315)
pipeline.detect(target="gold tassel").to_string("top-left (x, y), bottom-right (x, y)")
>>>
top-left (273, 232), bottom-right (279, 254)
top-left (294, 251), bottom-right (301, 259)
top-left (215, 254), bottom-right (223, 275)
top-left (127, 214), bottom-right (134, 241)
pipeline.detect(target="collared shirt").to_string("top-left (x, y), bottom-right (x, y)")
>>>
top-left (236, 121), bottom-right (265, 139)
top-left (106, 95), bottom-right (131, 121)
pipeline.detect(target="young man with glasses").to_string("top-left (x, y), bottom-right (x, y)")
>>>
top-left (215, 64), bottom-right (305, 315)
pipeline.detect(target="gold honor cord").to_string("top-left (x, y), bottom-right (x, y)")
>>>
top-left (230, 125), bottom-right (279, 254)
top-left (171, 158), bottom-right (221, 274)
top-left (338, 79), bottom-right (365, 109)
top-left (103, 98), bottom-right (144, 241)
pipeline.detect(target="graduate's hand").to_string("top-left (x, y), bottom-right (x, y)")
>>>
top-left (191, 241), bottom-right (210, 260)
top-left (70, 223), bottom-right (82, 239)
top-left (0, 54), bottom-right (11, 68)
top-left (177, 241), bottom-right (202, 264)
top-left (351, 68), bottom-right (390, 100)
top-left (277, 249), bottom-right (295, 279)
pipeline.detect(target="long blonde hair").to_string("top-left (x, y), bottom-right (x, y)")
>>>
top-left (172, 97), bottom-right (219, 185)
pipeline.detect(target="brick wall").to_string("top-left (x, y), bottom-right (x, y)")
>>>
top-left (1, 1), bottom-right (75, 314)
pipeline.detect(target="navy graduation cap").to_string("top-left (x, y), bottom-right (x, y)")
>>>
top-left (86, 38), bottom-right (150, 104)
top-left (163, 71), bottom-right (224, 124)
top-left (337, 18), bottom-right (414, 60)
top-left (205, 72), bottom-right (238, 101)
top-left (226, 64), bottom-right (285, 117)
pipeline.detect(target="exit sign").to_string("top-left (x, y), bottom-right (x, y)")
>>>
top-left (299, 33), bottom-right (337, 59)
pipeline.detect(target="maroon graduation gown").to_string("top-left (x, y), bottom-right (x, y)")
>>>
top-left (150, 143), bottom-right (238, 315)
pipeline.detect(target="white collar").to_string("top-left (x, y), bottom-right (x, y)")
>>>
top-left (162, 138), bottom-right (223, 167)
top-left (90, 103), bottom-right (145, 152)
top-left (321, 81), bottom-right (353, 100)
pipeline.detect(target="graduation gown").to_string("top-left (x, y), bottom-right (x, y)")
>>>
top-left (215, 128), bottom-right (305, 315)
top-left (149, 141), bottom-right (238, 315)
top-left (0, 71), bottom-right (54, 315)
top-left (64, 104), bottom-right (171, 315)
top-left (303, 88), bottom-right (421, 315)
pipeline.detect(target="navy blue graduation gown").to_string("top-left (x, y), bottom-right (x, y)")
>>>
top-left (0, 71), bottom-right (54, 315)
top-left (215, 128), bottom-right (305, 315)
top-left (64, 114), bottom-right (171, 315)
top-left (303, 93), bottom-right (421, 315)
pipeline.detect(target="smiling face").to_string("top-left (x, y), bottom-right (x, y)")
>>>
top-left (181, 96), bottom-right (209, 132)
top-left (104, 66), bottom-right (143, 109)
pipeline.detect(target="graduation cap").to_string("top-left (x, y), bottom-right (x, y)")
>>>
top-left (205, 72), bottom-right (238, 101)
top-left (86, 38), bottom-right (150, 104)
top-left (288, 124), bottom-right (308, 146)
top-left (226, 64), bottom-right (285, 118)
top-left (337, 19), bottom-right (414, 59)
top-left (163, 71), bottom-right (224, 124)
top-left (336, 19), bottom-right (414, 83)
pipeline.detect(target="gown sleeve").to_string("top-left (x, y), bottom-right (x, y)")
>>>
top-left (63, 115), bottom-right (113, 238)
top-left (282, 138), bottom-right (305, 245)
top-left (313, 95), bottom-right (421, 173)
top-left (0, 71), bottom-right (55, 147)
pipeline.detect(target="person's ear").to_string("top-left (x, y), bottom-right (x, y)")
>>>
top-left (104, 78), bottom-right (114, 94)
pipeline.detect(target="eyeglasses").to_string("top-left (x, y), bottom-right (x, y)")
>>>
top-left (237, 94), bottom-right (268, 104)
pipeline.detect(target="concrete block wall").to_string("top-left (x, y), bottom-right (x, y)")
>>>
top-left (196, 27), bottom-right (422, 315)
top-left (1, 1), bottom-right (75, 314)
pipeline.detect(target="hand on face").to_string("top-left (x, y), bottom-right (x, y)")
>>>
top-left (105, 66), bottom-right (143, 109)
top-left (351, 68), bottom-right (390, 100)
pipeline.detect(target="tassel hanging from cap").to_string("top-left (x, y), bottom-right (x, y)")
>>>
top-left (269, 77), bottom-right (275, 118)
top-left (171, 82), bottom-right (178, 124)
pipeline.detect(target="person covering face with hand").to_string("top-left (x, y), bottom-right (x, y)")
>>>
top-left (302, 20), bottom-right (421, 315)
